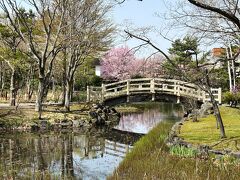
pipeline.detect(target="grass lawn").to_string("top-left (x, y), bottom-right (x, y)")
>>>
top-left (180, 106), bottom-right (240, 152)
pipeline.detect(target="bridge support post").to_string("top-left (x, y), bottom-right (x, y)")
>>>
top-left (150, 79), bottom-right (155, 101)
top-left (218, 88), bottom-right (222, 104)
top-left (127, 96), bottom-right (130, 103)
top-left (177, 96), bottom-right (180, 104)
top-left (152, 93), bottom-right (155, 101)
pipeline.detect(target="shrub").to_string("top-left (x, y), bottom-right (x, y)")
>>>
top-left (223, 91), bottom-right (240, 106)
top-left (223, 91), bottom-right (234, 103)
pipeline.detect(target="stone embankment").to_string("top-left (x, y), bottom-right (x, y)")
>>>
top-left (167, 103), bottom-right (240, 159)
top-left (0, 103), bottom-right (121, 131)
top-left (89, 103), bottom-right (121, 125)
top-left (33, 103), bottom-right (121, 130)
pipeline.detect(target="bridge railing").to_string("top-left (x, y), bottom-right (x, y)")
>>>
top-left (87, 78), bottom-right (221, 104)
top-left (87, 86), bottom-right (102, 102)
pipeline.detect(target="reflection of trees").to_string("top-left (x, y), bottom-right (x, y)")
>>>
top-left (115, 103), bottom-right (183, 134)
top-left (0, 128), bottom-right (140, 179)
top-left (66, 134), bottom-right (74, 177)
top-left (37, 136), bottom-right (47, 177)
top-left (61, 136), bottom-right (65, 177)
top-left (60, 134), bottom-right (75, 178)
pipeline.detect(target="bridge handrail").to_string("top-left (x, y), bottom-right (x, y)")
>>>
top-left (87, 78), bottom-right (221, 104)
top-left (104, 78), bottom-right (198, 89)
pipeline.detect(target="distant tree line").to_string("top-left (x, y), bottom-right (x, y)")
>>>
top-left (0, 0), bottom-right (115, 118)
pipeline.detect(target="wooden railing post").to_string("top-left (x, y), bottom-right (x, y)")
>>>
top-left (87, 86), bottom-right (90, 102)
top-left (176, 81), bottom-right (180, 96)
top-left (126, 80), bottom-right (130, 102)
top-left (150, 78), bottom-right (155, 93)
top-left (218, 87), bottom-right (222, 104)
top-left (176, 81), bottom-right (181, 103)
top-left (174, 81), bottom-right (176, 95)
top-left (126, 80), bottom-right (130, 95)
top-left (101, 84), bottom-right (105, 102)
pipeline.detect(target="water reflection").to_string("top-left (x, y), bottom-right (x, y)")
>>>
top-left (0, 130), bottom-right (133, 180)
top-left (115, 103), bottom-right (183, 134)
top-left (0, 102), bottom-right (183, 179)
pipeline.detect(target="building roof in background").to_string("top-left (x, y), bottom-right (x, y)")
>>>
top-left (212, 48), bottom-right (225, 57)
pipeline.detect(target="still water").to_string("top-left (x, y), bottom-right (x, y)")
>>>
top-left (0, 102), bottom-right (182, 179)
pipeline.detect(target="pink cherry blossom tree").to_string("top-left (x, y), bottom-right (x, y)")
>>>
top-left (101, 46), bottom-right (139, 81)
top-left (138, 55), bottom-right (164, 78)
top-left (101, 46), bottom-right (164, 81)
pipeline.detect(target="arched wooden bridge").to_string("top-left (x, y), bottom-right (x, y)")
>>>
top-left (87, 78), bottom-right (221, 104)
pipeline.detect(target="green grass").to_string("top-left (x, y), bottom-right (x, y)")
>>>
top-left (170, 145), bottom-right (198, 158)
top-left (180, 106), bottom-right (240, 152)
top-left (109, 121), bottom-right (240, 180)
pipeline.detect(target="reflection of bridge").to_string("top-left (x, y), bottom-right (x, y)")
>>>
top-left (87, 78), bottom-right (221, 104)
top-left (73, 128), bottom-right (142, 159)
top-left (105, 140), bottom-right (132, 158)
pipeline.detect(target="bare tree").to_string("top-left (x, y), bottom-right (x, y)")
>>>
top-left (168, 0), bottom-right (240, 89)
top-left (0, 0), bottom-right (69, 118)
top-left (0, 21), bottom-right (24, 106)
top-left (61, 0), bottom-right (114, 111)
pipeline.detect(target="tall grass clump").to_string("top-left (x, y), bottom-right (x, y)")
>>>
top-left (170, 145), bottom-right (197, 158)
top-left (109, 121), bottom-right (240, 180)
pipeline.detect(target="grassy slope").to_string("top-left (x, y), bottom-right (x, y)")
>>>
top-left (180, 106), bottom-right (240, 151)
top-left (109, 121), bottom-right (240, 180)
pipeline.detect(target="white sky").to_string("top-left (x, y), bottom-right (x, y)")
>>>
top-left (110, 0), bottom-right (219, 58)
top-left (110, 0), bottom-right (180, 58)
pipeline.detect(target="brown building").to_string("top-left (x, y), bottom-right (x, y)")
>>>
top-left (211, 47), bottom-right (240, 78)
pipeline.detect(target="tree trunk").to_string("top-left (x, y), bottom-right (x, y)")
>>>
top-left (64, 80), bottom-right (72, 112)
top-left (52, 76), bottom-right (56, 101)
top-left (0, 61), bottom-right (5, 98)
top-left (10, 69), bottom-right (16, 106)
top-left (205, 69), bottom-right (226, 138)
top-left (27, 82), bottom-right (33, 101)
top-left (226, 47), bottom-right (233, 92)
top-left (61, 49), bottom-right (67, 105)
top-left (35, 78), bottom-right (45, 119)
top-left (0, 61), bottom-right (3, 97)
top-left (26, 65), bottom-right (34, 101)
top-left (229, 45), bottom-right (236, 88)
top-left (209, 92), bottom-right (226, 138)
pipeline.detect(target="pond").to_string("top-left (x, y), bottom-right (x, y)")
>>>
top-left (0, 102), bottom-right (183, 179)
